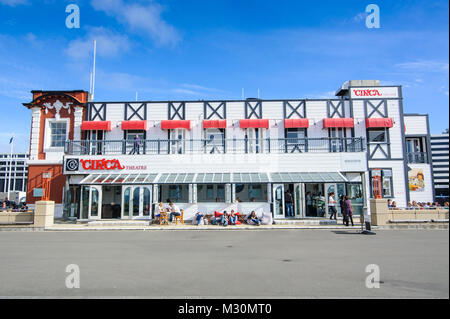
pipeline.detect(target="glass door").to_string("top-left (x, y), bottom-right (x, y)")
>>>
top-left (170, 129), bottom-right (185, 154)
top-left (88, 130), bottom-right (104, 155)
top-left (204, 128), bottom-right (225, 154)
top-left (247, 128), bottom-right (264, 153)
top-left (122, 186), bottom-right (152, 219)
top-left (329, 128), bottom-right (344, 152)
top-left (294, 183), bottom-right (304, 218)
top-left (272, 184), bottom-right (285, 219)
top-left (80, 185), bottom-right (102, 220)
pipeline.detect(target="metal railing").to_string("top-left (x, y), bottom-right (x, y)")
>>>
top-left (65, 137), bottom-right (365, 156)
top-left (406, 152), bottom-right (428, 163)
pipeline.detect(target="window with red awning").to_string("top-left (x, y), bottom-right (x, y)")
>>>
top-left (203, 120), bottom-right (227, 129)
top-left (284, 119), bottom-right (309, 128)
top-left (161, 120), bottom-right (191, 130)
top-left (239, 119), bottom-right (269, 129)
top-left (81, 121), bottom-right (112, 131)
top-left (365, 118), bottom-right (394, 128)
top-left (322, 118), bottom-right (354, 129)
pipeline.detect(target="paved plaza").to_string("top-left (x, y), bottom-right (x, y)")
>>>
top-left (0, 229), bottom-right (448, 298)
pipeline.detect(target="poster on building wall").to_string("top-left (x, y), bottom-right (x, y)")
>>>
top-left (408, 168), bottom-right (425, 192)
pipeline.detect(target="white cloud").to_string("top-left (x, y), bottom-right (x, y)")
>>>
top-left (0, 0), bottom-right (29, 6)
top-left (65, 26), bottom-right (131, 59)
top-left (352, 12), bottom-right (366, 22)
top-left (91, 0), bottom-right (180, 46)
top-left (395, 60), bottom-right (449, 73)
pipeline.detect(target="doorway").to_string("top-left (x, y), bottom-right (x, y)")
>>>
top-left (80, 185), bottom-right (102, 220)
top-left (101, 186), bottom-right (122, 219)
top-left (122, 186), bottom-right (152, 219)
top-left (272, 183), bottom-right (304, 219)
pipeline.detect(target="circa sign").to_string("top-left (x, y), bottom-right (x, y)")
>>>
top-left (80, 159), bottom-right (125, 170)
top-left (350, 87), bottom-right (399, 99)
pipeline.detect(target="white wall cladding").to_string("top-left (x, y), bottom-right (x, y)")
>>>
top-left (262, 101), bottom-right (283, 119)
top-left (368, 160), bottom-right (407, 207)
top-left (408, 163), bottom-right (434, 203)
top-left (148, 102), bottom-right (169, 121)
top-left (305, 101), bottom-right (328, 138)
top-left (386, 100), bottom-right (404, 158)
top-left (404, 115), bottom-right (428, 135)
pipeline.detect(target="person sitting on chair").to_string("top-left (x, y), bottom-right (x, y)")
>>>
top-left (168, 202), bottom-right (181, 222)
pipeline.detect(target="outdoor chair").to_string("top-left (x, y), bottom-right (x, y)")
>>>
top-left (174, 209), bottom-right (184, 225)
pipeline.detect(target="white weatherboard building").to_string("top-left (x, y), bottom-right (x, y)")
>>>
top-left (431, 130), bottom-right (449, 203)
top-left (23, 80), bottom-right (435, 223)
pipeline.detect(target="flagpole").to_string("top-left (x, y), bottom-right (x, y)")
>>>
top-left (7, 135), bottom-right (14, 203)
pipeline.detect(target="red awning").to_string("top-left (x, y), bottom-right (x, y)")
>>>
top-left (121, 120), bottom-right (147, 130)
top-left (203, 120), bottom-right (227, 129)
top-left (81, 121), bottom-right (111, 131)
top-left (239, 119), bottom-right (269, 129)
top-left (284, 118), bottom-right (309, 128)
top-left (322, 118), bottom-right (354, 129)
top-left (365, 118), bottom-right (394, 128)
top-left (161, 120), bottom-right (191, 130)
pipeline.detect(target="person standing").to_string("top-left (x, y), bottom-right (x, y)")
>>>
top-left (285, 190), bottom-right (294, 217)
top-left (328, 192), bottom-right (337, 220)
top-left (342, 196), bottom-right (354, 226)
top-left (130, 134), bottom-right (142, 155)
top-left (306, 192), bottom-right (313, 216)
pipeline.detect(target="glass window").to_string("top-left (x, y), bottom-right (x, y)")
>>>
top-left (368, 129), bottom-right (386, 143)
top-left (370, 169), bottom-right (393, 198)
top-left (197, 184), bottom-right (226, 202)
top-left (50, 122), bottom-right (67, 147)
top-left (234, 184), bottom-right (267, 202)
top-left (160, 184), bottom-right (189, 203)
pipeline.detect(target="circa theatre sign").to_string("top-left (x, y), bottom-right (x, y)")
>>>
top-left (80, 159), bottom-right (125, 170)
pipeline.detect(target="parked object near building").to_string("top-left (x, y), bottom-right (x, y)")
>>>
top-left (21, 81), bottom-right (434, 226)
top-left (431, 129), bottom-right (449, 204)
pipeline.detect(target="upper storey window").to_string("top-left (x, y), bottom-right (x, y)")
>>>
top-left (368, 129), bottom-right (387, 143)
top-left (50, 122), bottom-right (67, 147)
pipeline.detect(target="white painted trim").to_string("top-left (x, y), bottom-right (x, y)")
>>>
top-left (43, 118), bottom-right (70, 153)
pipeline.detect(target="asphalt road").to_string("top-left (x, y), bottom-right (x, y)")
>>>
top-left (0, 229), bottom-right (448, 298)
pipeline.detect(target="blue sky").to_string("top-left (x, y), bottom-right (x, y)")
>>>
top-left (0, 0), bottom-right (448, 152)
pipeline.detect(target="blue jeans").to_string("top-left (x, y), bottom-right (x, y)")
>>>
top-left (196, 214), bottom-right (203, 225)
top-left (250, 218), bottom-right (260, 225)
top-left (286, 202), bottom-right (294, 217)
top-left (229, 216), bottom-right (237, 225)
top-left (220, 215), bottom-right (228, 226)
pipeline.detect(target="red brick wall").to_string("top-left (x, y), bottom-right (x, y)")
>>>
top-left (26, 164), bottom-right (65, 205)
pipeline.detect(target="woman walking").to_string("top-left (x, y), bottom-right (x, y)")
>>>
top-left (342, 196), bottom-right (354, 227)
top-left (328, 192), bottom-right (337, 220)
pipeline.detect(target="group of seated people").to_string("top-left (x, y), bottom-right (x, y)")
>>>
top-left (194, 210), bottom-right (269, 226)
top-left (1, 199), bottom-right (27, 211)
top-left (154, 202), bottom-right (182, 222)
top-left (388, 199), bottom-right (449, 210)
